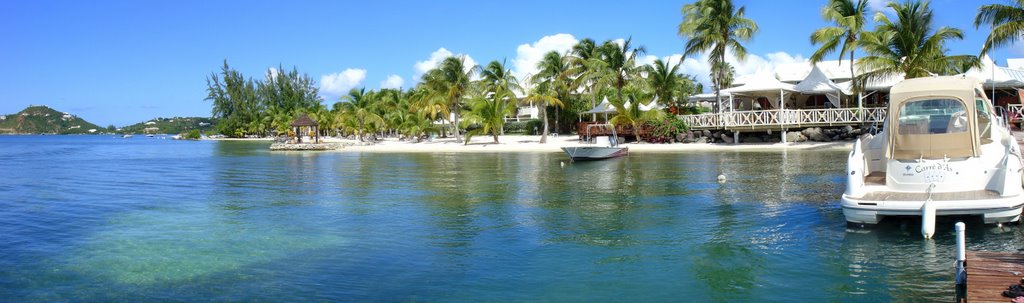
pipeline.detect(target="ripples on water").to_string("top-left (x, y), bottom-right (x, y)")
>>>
top-left (1, 135), bottom-right (1022, 302)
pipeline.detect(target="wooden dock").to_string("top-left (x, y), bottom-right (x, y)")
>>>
top-left (967, 251), bottom-right (1024, 302)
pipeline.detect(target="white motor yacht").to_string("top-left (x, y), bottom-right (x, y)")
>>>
top-left (562, 123), bottom-right (628, 161)
top-left (841, 76), bottom-right (1024, 225)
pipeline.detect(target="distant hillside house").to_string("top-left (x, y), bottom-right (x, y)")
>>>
top-left (145, 121), bottom-right (157, 125)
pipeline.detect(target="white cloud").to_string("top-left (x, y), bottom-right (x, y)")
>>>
top-left (320, 68), bottom-right (367, 96)
top-left (380, 74), bottom-right (404, 89)
top-left (413, 48), bottom-right (478, 81)
top-left (511, 33), bottom-right (579, 80)
top-left (643, 51), bottom-right (808, 91)
top-left (637, 54), bottom-right (659, 67)
top-left (266, 67), bottom-right (280, 80)
top-left (867, 0), bottom-right (894, 15)
top-left (611, 38), bottom-right (626, 48)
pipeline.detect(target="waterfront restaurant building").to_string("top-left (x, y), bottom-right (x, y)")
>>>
top-left (679, 56), bottom-right (1024, 143)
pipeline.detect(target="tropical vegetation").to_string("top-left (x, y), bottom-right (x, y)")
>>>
top-left (856, 0), bottom-right (977, 84)
top-left (201, 0), bottom-right (1011, 143)
top-left (204, 38), bottom-right (703, 142)
top-left (809, 0), bottom-right (869, 95)
top-left (976, 0), bottom-right (1024, 56)
top-left (678, 0), bottom-right (758, 111)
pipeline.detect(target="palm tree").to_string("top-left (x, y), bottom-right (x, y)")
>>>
top-left (420, 56), bottom-right (477, 143)
top-left (810, 0), bottom-right (869, 95)
top-left (569, 39), bottom-right (604, 117)
top-left (645, 58), bottom-right (685, 105)
top-left (466, 60), bottom-right (520, 144)
top-left (678, 0), bottom-right (758, 112)
top-left (523, 81), bottom-right (564, 143)
top-left (857, 0), bottom-right (977, 84)
top-left (709, 62), bottom-right (735, 93)
top-left (608, 89), bottom-right (666, 143)
top-left (533, 51), bottom-right (573, 134)
top-left (463, 94), bottom-right (515, 144)
top-left (409, 86), bottom-right (449, 133)
top-left (976, 1), bottom-right (1024, 56)
top-left (479, 59), bottom-right (524, 134)
top-left (339, 87), bottom-right (384, 142)
top-left (597, 38), bottom-right (647, 104)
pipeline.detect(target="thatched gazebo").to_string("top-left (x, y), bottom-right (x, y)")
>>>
top-left (290, 114), bottom-right (319, 144)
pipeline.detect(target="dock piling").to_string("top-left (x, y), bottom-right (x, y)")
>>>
top-left (955, 222), bottom-right (966, 302)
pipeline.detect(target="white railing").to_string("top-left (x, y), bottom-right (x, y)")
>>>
top-left (1009, 104), bottom-right (1024, 121)
top-left (517, 106), bottom-right (539, 118)
top-left (680, 107), bottom-right (887, 129)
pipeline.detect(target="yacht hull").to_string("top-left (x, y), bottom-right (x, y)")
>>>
top-left (561, 146), bottom-right (628, 161)
top-left (841, 194), bottom-right (1024, 224)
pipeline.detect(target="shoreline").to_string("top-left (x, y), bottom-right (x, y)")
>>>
top-left (311, 135), bottom-right (854, 153)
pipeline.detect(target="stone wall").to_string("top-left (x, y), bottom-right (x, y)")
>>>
top-left (269, 143), bottom-right (342, 151)
top-left (678, 125), bottom-right (874, 144)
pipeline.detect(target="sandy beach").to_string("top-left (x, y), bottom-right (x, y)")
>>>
top-left (315, 135), bottom-right (854, 153)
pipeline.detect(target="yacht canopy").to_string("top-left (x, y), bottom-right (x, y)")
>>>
top-left (886, 76), bottom-right (983, 160)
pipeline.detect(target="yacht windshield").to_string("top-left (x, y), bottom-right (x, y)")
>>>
top-left (897, 98), bottom-right (967, 135)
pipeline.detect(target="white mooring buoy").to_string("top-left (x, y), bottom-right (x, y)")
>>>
top-left (560, 161), bottom-right (565, 168)
top-left (717, 174), bottom-right (726, 183)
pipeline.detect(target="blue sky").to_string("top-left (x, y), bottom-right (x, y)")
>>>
top-left (1, 0), bottom-right (1018, 126)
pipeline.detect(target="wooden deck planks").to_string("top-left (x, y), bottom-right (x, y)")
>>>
top-left (967, 251), bottom-right (1024, 303)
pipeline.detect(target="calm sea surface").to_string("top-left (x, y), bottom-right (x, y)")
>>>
top-left (1, 135), bottom-right (1023, 302)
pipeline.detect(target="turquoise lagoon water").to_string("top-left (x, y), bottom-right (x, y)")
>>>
top-left (1, 135), bottom-right (1022, 302)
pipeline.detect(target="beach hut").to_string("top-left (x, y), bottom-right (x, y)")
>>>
top-left (290, 114), bottom-right (319, 144)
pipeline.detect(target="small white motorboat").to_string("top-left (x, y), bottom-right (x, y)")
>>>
top-left (841, 76), bottom-right (1024, 226)
top-left (562, 124), bottom-right (628, 161)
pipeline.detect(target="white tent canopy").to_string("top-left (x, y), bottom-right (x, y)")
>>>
top-left (794, 65), bottom-right (850, 108)
top-left (836, 73), bottom-right (905, 92)
top-left (639, 96), bottom-right (663, 111)
top-left (582, 96), bottom-right (662, 114)
top-left (721, 72), bottom-right (796, 110)
top-left (582, 97), bottom-right (617, 114)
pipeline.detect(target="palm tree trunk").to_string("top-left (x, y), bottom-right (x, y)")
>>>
top-left (492, 130), bottom-right (499, 144)
top-left (634, 122), bottom-right (642, 143)
top-left (849, 56), bottom-right (857, 107)
top-left (452, 106), bottom-right (462, 143)
top-left (554, 106), bottom-right (560, 134)
top-left (540, 106), bottom-right (549, 143)
top-left (357, 119), bottom-right (364, 142)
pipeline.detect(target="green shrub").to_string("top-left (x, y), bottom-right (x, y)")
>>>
top-left (677, 105), bottom-right (708, 115)
top-left (524, 119), bottom-right (543, 135)
top-left (503, 121), bottom-right (528, 134)
top-left (647, 115), bottom-right (688, 143)
top-left (184, 129), bottom-right (201, 140)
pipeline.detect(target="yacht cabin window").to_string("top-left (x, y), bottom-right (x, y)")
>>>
top-left (896, 98), bottom-right (968, 135)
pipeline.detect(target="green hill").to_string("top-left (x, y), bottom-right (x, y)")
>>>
top-left (120, 117), bottom-right (217, 135)
top-left (0, 106), bottom-right (107, 134)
